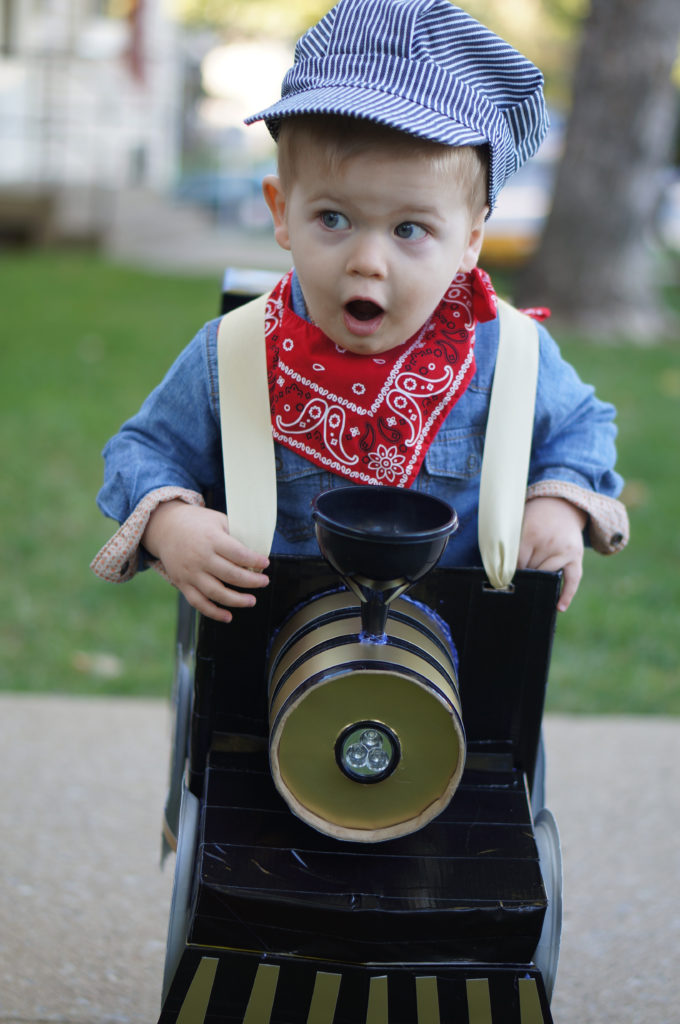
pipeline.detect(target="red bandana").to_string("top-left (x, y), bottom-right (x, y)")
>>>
top-left (265, 268), bottom-right (498, 488)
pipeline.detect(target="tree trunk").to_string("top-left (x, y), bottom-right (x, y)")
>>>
top-left (516, 0), bottom-right (680, 340)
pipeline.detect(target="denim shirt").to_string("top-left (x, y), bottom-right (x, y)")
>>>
top-left (97, 279), bottom-right (623, 569)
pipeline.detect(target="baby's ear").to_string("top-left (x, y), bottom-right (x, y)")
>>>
top-left (262, 175), bottom-right (291, 251)
top-left (459, 206), bottom-right (488, 272)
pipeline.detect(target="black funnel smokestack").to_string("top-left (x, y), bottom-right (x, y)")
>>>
top-left (312, 486), bottom-right (458, 639)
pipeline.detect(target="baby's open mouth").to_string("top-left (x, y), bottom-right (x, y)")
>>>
top-left (345, 300), bottom-right (384, 321)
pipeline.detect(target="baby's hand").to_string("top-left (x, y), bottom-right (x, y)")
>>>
top-left (518, 497), bottom-right (587, 612)
top-left (142, 500), bottom-right (269, 623)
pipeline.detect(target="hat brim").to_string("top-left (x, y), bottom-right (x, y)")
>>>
top-left (245, 85), bottom-right (488, 150)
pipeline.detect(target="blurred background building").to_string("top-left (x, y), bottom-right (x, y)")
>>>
top-left (0, 0), bottom-right (179, 246)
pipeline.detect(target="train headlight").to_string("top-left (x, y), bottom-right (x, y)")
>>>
top-left (336, 722), bottom-right (400, 783)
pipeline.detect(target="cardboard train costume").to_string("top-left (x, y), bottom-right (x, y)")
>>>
top-left (92, 2), bottom-right (629, 1020)
top-left (150, 281), bottom-right (565, 1023)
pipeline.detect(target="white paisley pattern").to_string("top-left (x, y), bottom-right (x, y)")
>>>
top-left (275, 398), bottom-right (359, 465)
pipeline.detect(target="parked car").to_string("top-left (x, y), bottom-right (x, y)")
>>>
top-left (175, 171), bottom-right (271, 228)
top-left (483, 110), bottom-right (680, 265)
top-left (481, 112), bottom-right (563, 267)
top-left (481, 158), bottom-right (553, 266)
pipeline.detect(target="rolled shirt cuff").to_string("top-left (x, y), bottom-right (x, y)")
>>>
top-left (90, 487), bottom-right (205, 582)
top-left (526, 479), bottom-right (629, 554)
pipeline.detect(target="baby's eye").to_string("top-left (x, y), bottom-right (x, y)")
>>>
top-left (320, 211), bottom-right (350, 230)
top-left (395, 222), bottom-right (427, 240)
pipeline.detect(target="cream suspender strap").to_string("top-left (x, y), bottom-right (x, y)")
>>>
top-left (477, 297), bottom-right (540, 590)
top-left (217, 293), bottom-right (278, 556)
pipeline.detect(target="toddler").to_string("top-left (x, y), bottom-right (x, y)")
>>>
top-left (92, 0), bottom-right (628, 620)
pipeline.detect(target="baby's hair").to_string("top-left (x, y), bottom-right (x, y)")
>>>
top-left (276, 114), bottom-right (489, 215)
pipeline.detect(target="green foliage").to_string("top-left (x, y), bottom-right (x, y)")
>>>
top-left (171, 0), bottom-right (586, 101)
top-left (172, 0), bottom-right (330, 37)
top-left (2, 250), bottom-right (678, 714)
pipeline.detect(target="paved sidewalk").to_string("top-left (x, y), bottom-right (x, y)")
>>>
top-left (104, 187), bottom-right (291, 277)
top-left (0, 695), bottom-right (678, 1024)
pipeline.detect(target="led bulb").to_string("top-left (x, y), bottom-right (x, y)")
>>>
top-left (345, 743), bottom-right (368, 767)
top-left (367, 748), bottom-right (390, 772)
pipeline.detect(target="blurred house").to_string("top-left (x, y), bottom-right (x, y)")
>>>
top-left (0, 0), bottom-right (180, 246)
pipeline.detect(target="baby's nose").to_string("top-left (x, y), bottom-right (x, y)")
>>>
top-left (346, 233), bottom-right (388, 278)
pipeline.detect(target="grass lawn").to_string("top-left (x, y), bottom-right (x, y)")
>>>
top-left (1, 249), bottom-right (678, 713)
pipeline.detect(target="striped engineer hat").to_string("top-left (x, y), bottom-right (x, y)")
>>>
top-left (245, 0), bottom-right (549, 211)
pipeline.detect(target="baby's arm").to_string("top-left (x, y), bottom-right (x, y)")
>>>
top-left (93, 323), bottom-right (271, 620)
top-left (142, 500), bottom-right (270, 624)
top-left (514, 321), bottom-right (629, 610)
top-left (518, 496), bottom-right (587, 612)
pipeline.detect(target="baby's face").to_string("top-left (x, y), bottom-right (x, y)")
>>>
top-left (263, 138), bottom-right (486, 355)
